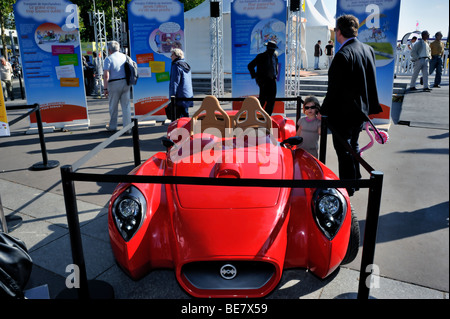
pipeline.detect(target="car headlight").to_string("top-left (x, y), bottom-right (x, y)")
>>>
top-left (112, 186), bottom-right (146, 241)
top-left (312, 188), bottom-right (347, 239)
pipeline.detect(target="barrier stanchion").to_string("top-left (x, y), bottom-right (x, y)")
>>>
top-left (132, 118), bottom-right (141, 167)
top-left (319, 116), bottom-right (328, 164)
top-left (170, 95), bottom-right (176, 121)
top-left (30, 104), bottom-right (60, 170)
top-left (56, 165), bottom-right (114, 299)
top-left (357, 171), bottom-right (384, 299)
top-left (295, 96), bottom-right (303, 131)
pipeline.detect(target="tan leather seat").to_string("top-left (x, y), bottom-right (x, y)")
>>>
top-left (233, 96), bottom-right (272, 135)
top-left (190, 95), bottom-right (232, 138)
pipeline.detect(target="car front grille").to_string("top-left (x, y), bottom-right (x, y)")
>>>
top-left (181, 261), bottom-right (275, 290)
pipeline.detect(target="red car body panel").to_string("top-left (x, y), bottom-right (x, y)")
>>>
top-left (108, 99), bottom-right (354, 298)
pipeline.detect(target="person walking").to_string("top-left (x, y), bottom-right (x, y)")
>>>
top-left (314, 40), bottom-right (322, 70)
top-left (320, 15), bottom-right (382, 196)
top-left (409, 30), bottom-right (432, 92)
top-left (325, 40), bottom-right (334, 69)
top-left (168, 48), bottom-right (193, 120)
top-left (92, 51), bottom-right (104, 98)
top-left (247, 40), bottom-right (279, 116)
top-left (429, 31), bottom-right (445, 88)
top-left (103, 41), bottom-right (131, 132)
top-left (1, 56), bottom-right (14, 101)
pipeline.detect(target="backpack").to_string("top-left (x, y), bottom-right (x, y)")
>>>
top-left (124, 55), bottom-right (139, 85)
top-left (0, 232), bottom-right (33, 299)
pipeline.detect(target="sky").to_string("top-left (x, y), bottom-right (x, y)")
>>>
top-left (320, 0), bottom-right (449, 39)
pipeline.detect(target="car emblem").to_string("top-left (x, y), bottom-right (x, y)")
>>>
top-left (220, 264), bottom-right (237, 280)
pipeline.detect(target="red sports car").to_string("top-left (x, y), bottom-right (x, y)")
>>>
top-left (108, 96), bottom-right (360, 298)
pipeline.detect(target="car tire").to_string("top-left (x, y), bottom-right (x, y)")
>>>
top-left (341, 208), bottom-right (360, 265)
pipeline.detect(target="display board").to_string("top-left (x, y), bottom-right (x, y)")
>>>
top-left (13, 0), bottom-right (89, 129)
top-left (336, 0), bottom-right (401, 123)
top-left (128, 0), bottom-right (185, 120)
top-left (231, 0), bottom-right (287, 114)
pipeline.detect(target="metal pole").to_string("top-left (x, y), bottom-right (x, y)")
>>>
top-left (295, 95), bottom-right (302, 131)
top-left (31, 104), bottom-right (60, 170)
top-left (56, 166), bottom-right (115, 299)
top-left (18, 71), bottom-right (24, 99)
top-left (60, 165), bottom-right (90, 299)
top-left (171, 95), bottom-right (176, 121)
top-left (132, 118), bottom-right (141, 167)
top-left (319, 115), bottom-right (328, 164)
top-left (35, 104), bottom-right (48, 166)
top-left (358, 171), bottom-right (384, 299)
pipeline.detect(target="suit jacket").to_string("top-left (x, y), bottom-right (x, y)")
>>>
top-left (248, 50), bottom-right (279, 82)
top-left (321, 38), bottom-right (382, 126)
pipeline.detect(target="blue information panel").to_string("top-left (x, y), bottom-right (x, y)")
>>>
top-left (128, 0), bottom-right (185, 119)
top-left (14, 0), bottom-right (89, 128)
top-left (231, 0), bottom-right (287, 113)
top-left (336, 0), bottom-right (401, 123)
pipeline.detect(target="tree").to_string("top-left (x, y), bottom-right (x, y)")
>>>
top-left (0, 0), bottom-right (16, 59)
top-left (3, 0), bottom-right (206, 47)
top-left (72, 0), bottom-right (205, 42)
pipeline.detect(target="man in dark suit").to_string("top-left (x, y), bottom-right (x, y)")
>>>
top-left (320, 14), bottom-right (382, 196)
top-left (248, 40), bottom-right (279, 115)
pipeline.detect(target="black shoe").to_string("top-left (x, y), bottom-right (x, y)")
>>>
top-left (420, 77), bottom-right (423, 85)
top-left (423, 88), bottom-right (432, 92)
top-left (433, 84), bottom-right (441, 88)
top-left (410, 87), bottom-right (417, 91)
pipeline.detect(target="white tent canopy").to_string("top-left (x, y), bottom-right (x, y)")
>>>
top-left (314, 0), bottom-right (335, 27)
top-left (184, 0), bottom-right (232, 75)
top-left (184, 0), bottom-right (335, 74)
top-left (303, 0), bottom-right (333, 69)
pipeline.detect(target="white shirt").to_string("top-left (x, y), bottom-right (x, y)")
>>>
top-left (103, 51), bottom-right (126, 80)
top-left (410, 39), bottom-right (431, 61)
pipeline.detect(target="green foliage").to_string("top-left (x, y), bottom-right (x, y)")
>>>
top-left (2, 0), bottom-right (206, 44)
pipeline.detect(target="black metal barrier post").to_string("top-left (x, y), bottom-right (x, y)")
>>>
top-left (295, 96), bottom-right (303, 132)
top-left (132, 118), bottom-right (141, 167)
top-left (6, 104), bottom-right (59, 170)
top-left (31, 104), bottom-right (60, 170)
top-left (19, 72), bottom-right (25, 100)
top-left (319, 115), bottom-right (328, 164)
top-left (170, 95), bottom-right (176, 121)
top-left (357, 171), bottom-right (384, 299)
top-left (56, 165), bottom-right (114, 299)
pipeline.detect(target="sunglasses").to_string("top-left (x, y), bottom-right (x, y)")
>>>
top-left (304, 106), bottom-right (317, 110)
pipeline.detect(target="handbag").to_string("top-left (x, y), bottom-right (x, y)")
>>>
top-left (0, 232), bottom-right (33, 299)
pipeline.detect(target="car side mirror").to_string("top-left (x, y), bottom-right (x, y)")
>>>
top-left (161, 136), bottom-right (175, 149)
top-left (280, 136), bottom-right (303, 148)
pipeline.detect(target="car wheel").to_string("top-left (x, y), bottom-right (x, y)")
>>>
top-left (341, 208), bottom-right (360, 265)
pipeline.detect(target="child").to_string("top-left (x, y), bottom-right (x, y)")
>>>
top-left (296, 96), bottom-right (321, 158)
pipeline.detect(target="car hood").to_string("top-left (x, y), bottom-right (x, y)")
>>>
top-left (171, 144), bottom-right (288, 209)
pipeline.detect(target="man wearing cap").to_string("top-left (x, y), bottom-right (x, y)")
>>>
top-left (248, 40), bottom-right (279, 115)
top-left (409, 30), bottom-right (432, 92)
